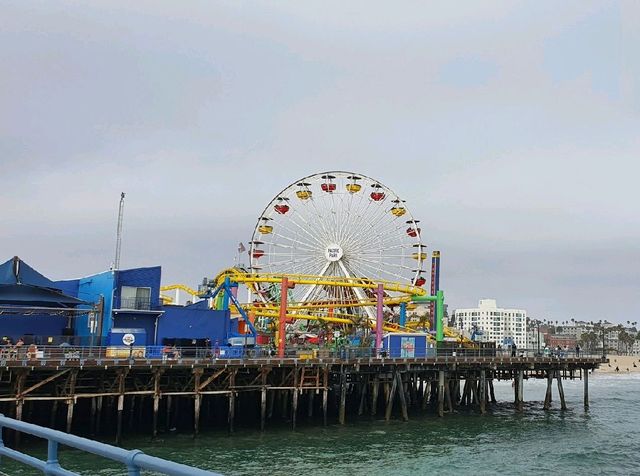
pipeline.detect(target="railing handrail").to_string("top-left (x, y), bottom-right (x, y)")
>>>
top-left (0, 414), bottom-right (219, 476)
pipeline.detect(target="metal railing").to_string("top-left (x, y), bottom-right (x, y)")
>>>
top-left (0, 414), bottom-right (219, 476)
top-left (118, 297), bottom-right (152, 310)
top-left (0, 344), bottom-right (605, 366)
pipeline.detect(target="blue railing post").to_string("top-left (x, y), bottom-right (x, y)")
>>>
top-left (125, 449), bottom-right (143, 476)
top-left (45, 440), bottom-right (61, 474)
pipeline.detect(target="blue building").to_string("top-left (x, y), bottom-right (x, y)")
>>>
top-left (2, 256), bottom-right (239, 350)
top-left (56, 266), bottom-right (164, 346)
top-left (0, 256), bottom-right (88, 345)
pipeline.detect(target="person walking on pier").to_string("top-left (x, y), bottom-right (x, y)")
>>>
top-left (575, 344), bottom-right (580, 357)
top-left (511, 342), bottom-right (517, 357)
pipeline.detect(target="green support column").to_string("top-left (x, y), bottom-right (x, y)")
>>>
top-left (436, 290), bottom-right (444, 342)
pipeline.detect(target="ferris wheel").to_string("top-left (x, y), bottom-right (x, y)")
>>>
top-left (248, 171), bottom-right (426, 318)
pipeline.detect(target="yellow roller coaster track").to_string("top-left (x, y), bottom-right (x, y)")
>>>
top-left (213, 268), bottom-right (427, 297)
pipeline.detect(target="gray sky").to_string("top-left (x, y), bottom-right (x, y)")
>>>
top-left (1, 1), bottom-right (639, 323)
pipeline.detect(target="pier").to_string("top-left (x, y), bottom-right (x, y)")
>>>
top-left (0, 347), bottom-right (605, 441)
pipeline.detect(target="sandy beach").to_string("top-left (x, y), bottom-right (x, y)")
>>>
top-left (595, 355), bottom-right (640, 374)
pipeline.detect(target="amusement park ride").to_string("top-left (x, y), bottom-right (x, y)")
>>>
top-left (161, 171), bottom-right (472, 355)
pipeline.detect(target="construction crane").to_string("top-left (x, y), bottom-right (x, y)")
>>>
top-left (113, 192), bottom-right (125, 270)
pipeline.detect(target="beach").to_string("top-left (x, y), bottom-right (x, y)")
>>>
top-left (596, 355), bottom-right (640, 374)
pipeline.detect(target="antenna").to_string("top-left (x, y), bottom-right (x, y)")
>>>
top-left (114, 192), bottom-right (126, 270)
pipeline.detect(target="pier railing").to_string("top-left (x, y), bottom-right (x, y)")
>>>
top-left (0, 414), bottom-right (219, 475)
top-left (0, 344), bottom-right (604, 366)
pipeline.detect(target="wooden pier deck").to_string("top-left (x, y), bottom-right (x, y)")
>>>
top-left (0, 352), bottom-right (605, 443)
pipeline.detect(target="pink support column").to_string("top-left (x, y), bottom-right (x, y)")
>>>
top-left (375, 283), bottom-right (384, 356)
top-left (278, 277), bottom-right (289, 358)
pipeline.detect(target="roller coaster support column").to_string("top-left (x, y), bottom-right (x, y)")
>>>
top-left (436, 290), bottom-right (444, 343)
top-left (375, 283), bottom-right (384, 356)
top-left (399, 302), bottom-right (407, 328)
top-left (222, 277), bottom-right (231, 310)
top-left (278, 277), bottom-right (289, 358)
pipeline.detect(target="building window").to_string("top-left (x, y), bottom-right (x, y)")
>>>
top-left (120, 286), bottom-right (151, 310)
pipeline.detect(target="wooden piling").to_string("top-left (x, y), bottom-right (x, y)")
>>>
top-left (488, 378), bottom-right (496, 404)
top-left (517, 369), bottom-right (524, 412)
top-left (421, 378), bottom-right (430, 410)
top-left (583, 368), bottom-right (589, 409)
top-left (95, 396), bottom-right (103, 435)
top-left (165, 395), bottom-right (173, 432)
top-left (385, 369), bottom-right (398, 421)
top-left (260, 387), bottom-right (267, 431)
top-left (543, 370), bottom-right (553, 410)
top-left (50, 400), bottom-right (58, 430)
top-left (396, 371), bottom-right (409, 421)
top-left (338, 367), bottom-right (347, 425)
top-left (152, 371), bottom-right (160, 437)
top-left (292, 368), bottom-right (299, 430)
top-left (358, 375), bottom-right (368, 416)
top-left (437, 370), bottom-right (445, 417)
top-left (371, 374), bottom-right (380, 416)
top-left (556, 371), bottom-right (567, 410)
top-left (193, 369), bottom-right (202, 436)
top-left (479, 370), bottom-right (486, 414)
top-left (322, 366), bottom-right (329, 426)
top-left (308, 390), bottom-right (314, 418)
top-left (90, 398), bottom-right (96, 435)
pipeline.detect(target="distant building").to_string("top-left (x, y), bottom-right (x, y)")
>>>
top-left (452, 299), bottom-right (527, 348)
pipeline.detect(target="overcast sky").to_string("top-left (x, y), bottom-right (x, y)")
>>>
top-left (1, 1), bottom-right (639, 323)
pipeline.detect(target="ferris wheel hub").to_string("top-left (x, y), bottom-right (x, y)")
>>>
top-left (324, 243), bottom-right (344, 262)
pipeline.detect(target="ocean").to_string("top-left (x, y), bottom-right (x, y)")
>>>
top-left (3, 373), bottom-right (640, 475)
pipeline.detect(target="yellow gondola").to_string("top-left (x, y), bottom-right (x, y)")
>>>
top-left (412, 252), bottom-right (427, 260)
top-left (391, 207), bottom-right (406, 217)
top-left (346, 183), bottom-right (361, 193)
top-left (296, 190), bottom-right (312, 200)
top-left (258, 225), bottom-right (273, 234)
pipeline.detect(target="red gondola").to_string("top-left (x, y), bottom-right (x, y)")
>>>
top-left (414, 277), bottom-right (426, 287)
top-left (321, 174), bottom-right (336, 193)
top-left (370, 184), bottom-right (385, 201)
top-left (274, 204), bottom-right (289, 214)
top-left (252, 249), bottom-right (265, 259)
top-left (406, 220), bottom-right (421, 237)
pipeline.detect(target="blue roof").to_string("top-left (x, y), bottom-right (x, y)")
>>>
top-left (0, 256), bottom-right (87, 307)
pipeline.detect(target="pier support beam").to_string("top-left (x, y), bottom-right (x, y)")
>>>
top-left (544, 371), bottom-right (553, 410)
top-left (339, 367), bottom-right (347, 425)
top-left (115, 370), bottom-right (127, 445)
top-left (516, 369), bottom-right (524, 412)
top-left (488, 378), bottom-right (496, 404)
top-left (228, 370), bottom-right (237, 434)
top-left (152, 370), bottom-right (161, 438)
top-left (583, 369), bottom-right (589, 409)
top-left (292, 368), bottom-right (299, 430)
top-left (322, 367), bottom-right (329, 426)
top-left (556, 371), bottom-right (567, 411)
top-left (385, 369), bottom-right (398, 421)
top-left (396, 371), bottom-right (408, 421)
top-left (437, 370), bottom-right (445, 417)
top-left (193, 368), bottom-right (202, 436)
top-left (371, 375), bottom-right (380, 416)
top-left (479, 370), bottom-right (486, 414)
top-left (96, 396), bottom-right (103, 435)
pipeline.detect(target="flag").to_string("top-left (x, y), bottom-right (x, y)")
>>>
top-left (238, 242), bottom-right (246, 253)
